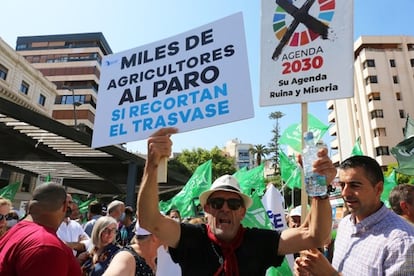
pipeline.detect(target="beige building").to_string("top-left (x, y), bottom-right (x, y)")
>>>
top-left (0, 37), bottom-right (57, 116)
top-left (15, 33), bottom-right (112, 134)
top-left (0, 36), bottom-right (60, 206)
top-left (224, 138), bottom-right (255, 170)
top-left (328, 35), bottom-right (414, 168)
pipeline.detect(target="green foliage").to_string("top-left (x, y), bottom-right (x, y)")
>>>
top-left (268, 111), bottom-right (284, 168)
top-left (174, 147), bottom-right (236, 180)
top-left (386, 163), bottom-right (414, 184)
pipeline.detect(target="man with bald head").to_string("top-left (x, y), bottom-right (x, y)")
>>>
top-left (0, 182), bottom-right (81, 276)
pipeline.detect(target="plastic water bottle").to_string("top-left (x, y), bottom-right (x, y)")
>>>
top-left (302, 131), bottom-right (327, 197)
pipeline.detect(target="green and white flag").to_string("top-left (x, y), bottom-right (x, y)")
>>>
top-left (0, 182), bottom-right (20, 201)
top-left (279, 114), bottom-right (329, 153)
top-left (351, 137), bottom-right (363, 156)
top-left (279, 150), bottom-right (301, 189)
top-left (235, 163), bottom-right (266, 197)
top-left (404, 115), bottom-right (414, 139)
top-left (381, 169), bottom-right (397, 208)
top-left (391, 136), bottom-right (414, 176)
top-left (159, 159), bottom-right (212, 217)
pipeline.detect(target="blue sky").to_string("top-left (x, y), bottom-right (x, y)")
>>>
top-left (2, 0), bottom-right (414, 153)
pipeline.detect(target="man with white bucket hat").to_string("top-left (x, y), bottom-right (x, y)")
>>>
top-left (138, 128), bottom-right (336, 276)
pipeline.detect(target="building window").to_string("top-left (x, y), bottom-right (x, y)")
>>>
top-left (371, 109), bottom-right (384, 119)
top-left (393, 76), bottom-right (399, 84)
top-left (20, 81), bottom-right (30, 95)
top-left (38, 94), bottom-right (46, 106)
top-left (399, 110), bottom-right (405, 119)
top-left (396, 92), bottom-right (402, 101)
top-left (238, 150), bottom-right (250, 161)
top-left (373, 128), bottom-right (386, 137)
top-left (375, 146), bottom-right (389, 156)
top-left (16, 43), bottom-right (28, 50)
top-left (363, 59), bottom-right (376, 69)
top-left (61, 94), bottom-right (85, 105)
top-left (365, 75), bottom-right (378, 85)
top-left (368, 92), bottom-right (381, 102)
top-left (0, 64), bottom-right (8, 80)
top-left (411, 59), bottom-right (414, 67)
top-left (389, 59), bottom-right (396, 67)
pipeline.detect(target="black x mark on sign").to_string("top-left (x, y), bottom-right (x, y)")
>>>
top-left (272, 0), bottom-right (329, 61)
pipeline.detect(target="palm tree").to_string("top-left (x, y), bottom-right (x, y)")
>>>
top-left (249, 144), bottom-right (270, 166)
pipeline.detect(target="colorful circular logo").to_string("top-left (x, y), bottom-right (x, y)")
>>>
top-left (273, 0), bottom-right (335, 47)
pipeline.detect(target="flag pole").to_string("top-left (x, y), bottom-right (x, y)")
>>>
top-left (301, 103), bottom-right (309, 218)
top-left (157, 158), bottom-right (168, 183)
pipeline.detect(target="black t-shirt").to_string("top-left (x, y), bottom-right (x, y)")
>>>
top-left (169, 223), bottom-right (284, 276)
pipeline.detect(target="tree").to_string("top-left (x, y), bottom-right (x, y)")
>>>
top-left (268, 111), bottom-right (285, 173)
top-left (249, 144), bottom-right (269, 166)
top-left (174, 147), bottom-right (236, 180)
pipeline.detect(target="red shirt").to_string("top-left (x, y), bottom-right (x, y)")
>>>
top-left (0, 220), bottom-right (81, 276)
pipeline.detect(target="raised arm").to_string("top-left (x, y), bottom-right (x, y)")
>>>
top-left (137, 127), bottom-right (181, 248)
top-left (278, 147), bottom-right (336, 255)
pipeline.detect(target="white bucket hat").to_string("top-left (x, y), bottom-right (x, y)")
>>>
top-left (199, 174), bottom-right (253, 209)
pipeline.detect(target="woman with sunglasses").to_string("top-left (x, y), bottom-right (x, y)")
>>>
top-left (0, 196), bottom-right (12, 238)
top-left (79, 216), bottom-right (120, 276)
top-left (137, 127), bottom-right (337, 276)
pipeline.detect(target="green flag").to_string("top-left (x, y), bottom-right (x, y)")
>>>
top-left (391, 136), bottom-right (414, 176)
top-left (232, 166), bottom-right (247, 179)
top-left (235, 164), bottom-right (266, 197)
top-left (351, 137), bottom-right (363, 156)
top-left (0, 182), bottom-right (20, 201)
top-left (78, 198), bottom-right (97, 214)
top-left (161, 160), bottom-right (212, 218)
top-left (381, 169), bottom-right (397, 207)
top-left (242, 194), bottom-right (292, 276)
top-left (404, 115), bottom-right (414, 139)
top-left (279, 114), bottom-right (329, 152)
top-left (279, 150), bottom-right (302, 189)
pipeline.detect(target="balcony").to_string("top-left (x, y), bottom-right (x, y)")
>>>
top-left (371, 118), bottom-right (385, 129)
top-left (368, 100), bottom-right (382, 112)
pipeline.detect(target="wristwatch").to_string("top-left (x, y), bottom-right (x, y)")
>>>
top-left (313, 194), bottom-right (329, 200)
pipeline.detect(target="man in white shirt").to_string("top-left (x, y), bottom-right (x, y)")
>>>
top-left (57, 194), bottom-right (89, 256)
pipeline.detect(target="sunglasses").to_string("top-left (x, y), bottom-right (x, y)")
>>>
top-left (0, 214), bottom-right (15, 221)
top-left (207, 197), bottom-right (244, 210)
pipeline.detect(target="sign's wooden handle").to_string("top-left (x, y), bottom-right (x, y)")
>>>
top-left (157, 157), bottom-right (167, 183)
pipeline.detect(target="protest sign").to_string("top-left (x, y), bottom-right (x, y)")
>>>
top-left (92, 12), bottom-right (253, 148)
top-left (260, 0), bottom-right (354, 106)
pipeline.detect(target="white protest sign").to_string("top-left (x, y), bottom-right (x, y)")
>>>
top-left (92, 12), bottom-right (253, 148)
top-left (260, 0), bottom-right (354, 106)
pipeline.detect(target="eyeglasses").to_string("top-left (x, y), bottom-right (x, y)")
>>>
top-left (102, 228), bottom-right (118, 235)
top-left (0, 214), bottom-right (18, 221)
top-left (207, 197), bottom-right (244, 210)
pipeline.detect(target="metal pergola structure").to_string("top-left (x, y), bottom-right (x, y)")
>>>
top-left (0, 96), bottom-right (188, 205)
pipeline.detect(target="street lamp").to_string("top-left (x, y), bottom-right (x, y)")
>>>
top-left (63, 86), bottom-right (81, 129)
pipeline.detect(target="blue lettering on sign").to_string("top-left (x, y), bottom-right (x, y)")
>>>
top-left (266, 210), bottom-right (284, 229)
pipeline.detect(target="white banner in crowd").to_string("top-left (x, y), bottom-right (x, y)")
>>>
top-left (92, 12), bottom-right (253, 148)
top-left (261, 185), bottom-right (294, 271)
top-left (260, 0), bottom-right (354, 106)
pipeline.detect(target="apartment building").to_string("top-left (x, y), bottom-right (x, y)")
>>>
top-left (0, 37), bottom-right (57, 116)
top-left (328, 36), bottom-right (414, 168)
top-left (15, 33), bottom-right (112, 135)
top-left (224, 138), bottom-right (255, 170)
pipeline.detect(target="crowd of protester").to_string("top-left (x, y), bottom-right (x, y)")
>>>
top-left (0, 127), bottom-right (413, 275)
